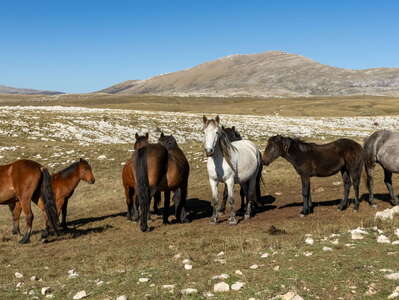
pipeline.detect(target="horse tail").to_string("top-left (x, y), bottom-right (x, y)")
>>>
top-left (40, 167), bottom-right (59, 236)
top-left (135, 147), bottom-right (151, 232)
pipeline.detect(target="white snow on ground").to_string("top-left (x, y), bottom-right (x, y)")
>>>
top-left (0, 106), bottom-right (397, 147)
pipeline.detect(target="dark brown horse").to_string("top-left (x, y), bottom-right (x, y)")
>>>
top-left (262, 136), bottom-right (363, 215)
top-left (134, 132), bottom-right (190, 231)
top-left (11, 159), bottom-right (95, 237)
top-left (0, 159), bottom-right (59, 243)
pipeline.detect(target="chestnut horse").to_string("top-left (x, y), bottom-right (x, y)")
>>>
top-left (134, 132), bottom-right (190, 231)
top-left (11, 159), bottom-right (95, 237)
top-left (0, 159), bottom-right (59, 243)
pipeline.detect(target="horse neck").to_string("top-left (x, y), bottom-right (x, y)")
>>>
top-left (282, 142), bottom-right (305, 167)
top-left (56, 167), bottom-right (81, 194)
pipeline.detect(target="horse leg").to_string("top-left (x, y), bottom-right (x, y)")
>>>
top-left (240, 185), bottom-right (246, 212)
top-left (174, 184), bottom-right (190, 223)
top-left (226, 177), bottom-right (237, 225)
top-left (132, 193), bottom-right (139, 222)
top-left (9, 202), bottom-right (21, 235)
top-left (350, 167), bottom-right (361, 211)
top-left (209, 178), bottom-right (219, 224)
top-left (245, 177), bottom-right (257, 220)
top-left (339, 170), bottom-right (351, 211)
top-left (300, 176), bottom-right (312, 216)
top-left (384, 169), bottom-right (398, 206)
top-left (153, 191), bottom-right (161, 214)
top-left (60, 197), bottom-right (69, 230)
top-left (19, 198), bottom-right (34, 244)
top-left (125, 187), bottom-right (133, 221)
top-left (219, 184), bottom-right (228, 216)
top-left (163, 191), bottom-right (170, 224)
top-left (365, 164), bottom-right (376, 207)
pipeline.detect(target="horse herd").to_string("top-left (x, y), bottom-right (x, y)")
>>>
top-left (0, 115), bottom-right (398, 243)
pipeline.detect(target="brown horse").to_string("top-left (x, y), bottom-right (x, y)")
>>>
top-left (11, 158), bottom-right (95, 237)
top-left (0, 159), bottom-right (59, 243)
top-left (134, 132), bottom-right (190, 231)
top-left (262, 136), bottom-right (363, 215)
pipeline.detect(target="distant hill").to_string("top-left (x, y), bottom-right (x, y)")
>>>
top-left (100, 51), bottom-right (399, 97)
top-left (0, 84), bottom-right (63, 95)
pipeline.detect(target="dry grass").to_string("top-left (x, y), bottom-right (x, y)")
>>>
top-left (0, 95), bottom-right (399, 299)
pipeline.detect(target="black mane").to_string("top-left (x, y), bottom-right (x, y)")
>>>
top-left (57, 161), bottom-right (81, 178)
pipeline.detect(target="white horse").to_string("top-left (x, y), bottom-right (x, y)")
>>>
top-left (202, 115), bottom-right (262, 224)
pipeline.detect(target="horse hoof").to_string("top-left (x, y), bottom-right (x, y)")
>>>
top-left (244, 214), bottom-right (251, 220)
top-left (299, 213), bottom-right (305, 218)
top-left (182, 218), bottom-right (191, 223)
top-left (228, 217), bottom-right (238, 225)
top-left (163, 220), bottom-right (170, 225)
top-left (209, 217), bottom-right (218, 224)
top-left (18, 238), bottom-right (30, 244)
top-left (11, 229), bottom-right (19, 235)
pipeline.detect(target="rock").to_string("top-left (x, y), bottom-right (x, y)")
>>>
top-left (330, 239), bottom-right (339, 245)
top-left (249, 264), bottom-right (259, 269)
top-left (162, 285), bottom-right (175, 290)
top-left (46, 295), bottom-right (54, 299)
top-left (173, 253), bottom-right (182, 260)
top-left (16, 282), bottom-right (24, 288)
top-left (116, 296), bottom-right (128, 300)
top-left (388, 287), bottom-right (399, 299)
top-left (182, 258), bottom-right (192, 264)
top-left (212, 274), bottom-right (229, 280)
top-left (314, 187), bottom-right (324, 193)
top-left (214, 258), bottom-right (226, 264)
top-left (231, 281), bottom-right (245, 291)
top-left (204, 291), bottom-right (215, 297)
top-left (95, 280), bottom-right (104, 286)
top-left (184, 264), bottom-right (193, 270)
top-left (68, 269), bottom-right (79, 279)
top-left (235, 270), bottom-right (243, 275)
top-left (181, 288), bottom-right (198, 295)
top-left (216, 251), bottom-right (224, 257)
top-left (275, 192), bottom-right (282, 196)
top-left (332, 181), bottom-right (342, 186)
top-left (14, 272), bottom-right (23, 279)
top-left (303, 251), bottom-right (313, 257)
top-left (41, 287), bottom-right (52, 295)
top-left (97, 155), bottom-right (107, 160)
top-left (272, 291), bottom-right (304, 300)
top-left (377, 235), bottom-right (391, 244)
top-left (273, 266), bottom-right (280, 271)
top-left (29, 290), bottom-right (35, 295)
top-left (375, 208), bottom-right (395, 221)
top-left (138, 277), bottom-right (150, 283)
top-left (380, 268), bottom-right (394, 272)
top-left (305, 237), bottom-right (314, 245)
top-left (261, 253), bottom-right (270, 258)
top-left (323, 247), bottom-right (333, 251)
top-left (364, 284), bottom-right (377, 296)
top-left (385, 273), bottom-right (399, 280)
top-left (393, 241), bottom-right (399, 245)
top-left (73, 290), bottom-right (87, 299)
top-left (395, 229), bottom-right (399, 238)
top-left (213, 282), bottom-right (230, 292)
top-left (349, 227), bottom-right (368, 240)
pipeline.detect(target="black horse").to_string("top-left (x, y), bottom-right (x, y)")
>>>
top-left (219, 126), bottom-right (262, 215)
top-left (262, 135), bottom-right (363, 215)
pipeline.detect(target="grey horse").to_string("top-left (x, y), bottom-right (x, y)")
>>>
top-left (364, 130), bottom-right (399, 206)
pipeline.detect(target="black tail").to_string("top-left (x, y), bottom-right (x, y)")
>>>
top-left (41, 167), bottom-right (59, 236)
top-left (135, 147), bottom-right (151, 232)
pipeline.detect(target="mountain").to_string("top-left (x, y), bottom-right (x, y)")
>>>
top-left (100, 51), bottom-right (399, 97)
top-left (0, 84), bottom-right (63, 95)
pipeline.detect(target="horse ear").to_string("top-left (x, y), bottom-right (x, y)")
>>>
top-left (203, 115), bottom-right (207, 124)
top-left (232, 126), bottom-right (235, 131)
top-left (222, 125), bottom-right (225, 130)
top-left (145, 132), bottom-right (149, 139)
top-left (215, 115), bottom-right (220, 124)
top-left (135, 133), bottom-right (139, 139)
top-left (160, 132), bottom-right (164, 138)
top-left (282, 138), bottom-right (291, 152)
top-left (80, 158), bottom-right (83, 162)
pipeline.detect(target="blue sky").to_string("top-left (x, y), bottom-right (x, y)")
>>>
top-left (1, 1), bottom-right (398, 93)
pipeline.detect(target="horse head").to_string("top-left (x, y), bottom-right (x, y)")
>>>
top-left (158, 132), bottom-right (178, 150)
top-left (202, 115), bottom-right (222, 157)
top-left (78, 158), bottom-right (95, 184)
top-left (262, 135), bottom-right (291, 165)
top-left (134, 132), bottom-right (149, 150)
top-left (222, 125), bottom-right (242, 142)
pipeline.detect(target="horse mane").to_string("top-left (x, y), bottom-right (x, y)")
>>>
top-left (287, 137), bottom-right (313, 152)
top-left (218, 130), bottom-right (237, 169)
top-left (57, 161), bottom-right (80, 179)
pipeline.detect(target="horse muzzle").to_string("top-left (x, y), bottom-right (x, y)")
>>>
top-left (205, 149), bottom-right (214, 157)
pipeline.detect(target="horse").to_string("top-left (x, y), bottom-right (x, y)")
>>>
top-left (219, 125), bottom-right (263, 214)
top-left (261, 135), bottom-right (363, 215)
top-left (122, 133), bottom-right (161, 222)
top-left (0, 159), bottom-right (59, 243)
top-left (203, 115), bottom-right (262, 225)
top-left (10, 158), bottom-right (95, 237)
top-left (133, 132), bottom-right (190, 231)
top-left (363, 130), bottom-right (399, 206)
